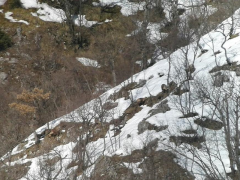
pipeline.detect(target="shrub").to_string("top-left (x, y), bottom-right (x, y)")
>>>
top-left (8, 0), bottom-right (22, 9)
top-left (0, 30), bottom-right (12, 51)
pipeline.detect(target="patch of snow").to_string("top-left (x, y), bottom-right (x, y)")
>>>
top-left (21, 0), bottom-right (38, 9)
top-left (5, 12), bottom-right (29, 25)
top-left (74, 15), bottom-right (98, 27)
top-left (0, 0), bottom-right (6, 6)
top-left (76, 57), bottom-right (100, 68)
top-left (105, 19), bottom-right (112, 23)
top-left (147, 23), bottom-right (168, 44)
top-left (35, 3), bottom-right (65, 23)
top-left (119, 1), bottom-right (145, 16)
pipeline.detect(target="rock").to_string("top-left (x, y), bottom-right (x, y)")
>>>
top-left (16, 27), bottom-right (22, 43)
top-left (137, 79), bottom-right (146, 88)
top-left (236, 68), bottom-right (240, 76)
top-left (21, 53), bottom-right (31, 60)
top-left (9, 58), bottom-right (18, 64)
top-left (0, 57), bottom-right (9, 62)
top-left (149, 100), bottom-right (170, 116)
top-left (0, 72), bottom-right (8, 84)
top-left (138, 119), bottom-right (168, 134)
top-left (161, 84), bottom-right (168, 93)
top-left (170, 135), bottom-right (205, 148)
top-left (148, 75), bottom-right (154, 79)
top-left (185, 64), bottom-right (195, 74)
top-left (102, 5), bottom-right (121, 14)
top-left (138, 120), bottom-right (150, 134)
top-left (213, 72), bottom-right (230, 87)
top-left (145, 138), bottom-right (159, 155)
top-left (103, 102), bottom-right (118, 110)
top-left (136, 97), bottom-right (146, 106)
top-left (194, 117), bottom-right (223, 130)
top-left (158, 72), bottom-right (164, 77)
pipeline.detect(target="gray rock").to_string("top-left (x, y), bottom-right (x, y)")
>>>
top-left (149, 100), bottom-right (170, 116)
top-left (138, 119), bottom-right (168, 134)
top-left (16, 27), bottom-right (22, 43)
top-left (213, 72), bottom-right (230, 87)
top-left (0, 57), bottom-right (9, 62)
top-left (21, 53), bottom-right (31, 60)
top-left (0, 72), bottom-right (8, 84)
top-left (9, 58), bottom-right (18, 64)
top-left (136, 79), bottom-right (146, 88)
top-left (236, 68), bottom-right (240, 76)
top-left (138, 120), bottom-right (150, 134)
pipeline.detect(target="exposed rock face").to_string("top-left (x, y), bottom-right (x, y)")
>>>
top-left (91, 143), bottom-right (194, 180)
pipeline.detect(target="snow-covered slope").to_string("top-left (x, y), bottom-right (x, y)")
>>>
top-left (1, 5), bottom-right (240, 180)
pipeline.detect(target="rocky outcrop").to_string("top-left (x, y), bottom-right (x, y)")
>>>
top-left (148, 99), bottom-right (171, 116)
top-left (138, 119), bottom-right (168, 134)
top-left (194, 116), bottom-right (223, 130)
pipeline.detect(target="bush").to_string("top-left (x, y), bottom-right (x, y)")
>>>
top-left (8, 0), bottom-right (22, 9)
top-left (0, 30), bottom-right (12, 51)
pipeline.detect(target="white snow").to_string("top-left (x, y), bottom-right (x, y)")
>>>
top-left (34, 3), bottom-right (65, 23)
top-left (76, 57), bottom-right (100, 68)
top-left (5, 12), bottom-right (29, 25)
top-left (0, 0), bottom-right (6, 6)
top-left (21, 0), bottom-right (38, 9)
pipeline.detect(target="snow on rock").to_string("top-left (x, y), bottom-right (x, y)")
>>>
top-left (76, 57), bottom-right (100, 68)
top-left (21, 0), bottom-right (38, 9)
top-left (5, 12), bottom-right (29, 25)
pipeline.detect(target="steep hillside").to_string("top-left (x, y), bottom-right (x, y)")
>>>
top-left (2, 2), bottom-right (240, 180)
top-left (0, 0), bottom-right (217, 157)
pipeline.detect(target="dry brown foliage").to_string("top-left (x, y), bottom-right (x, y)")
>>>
top-left (9, 88), bottom-right (50, 117)
top-left (9, 103), bottom-right (36, 115)
top-left (17, 88), bottom-right (50, 103)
